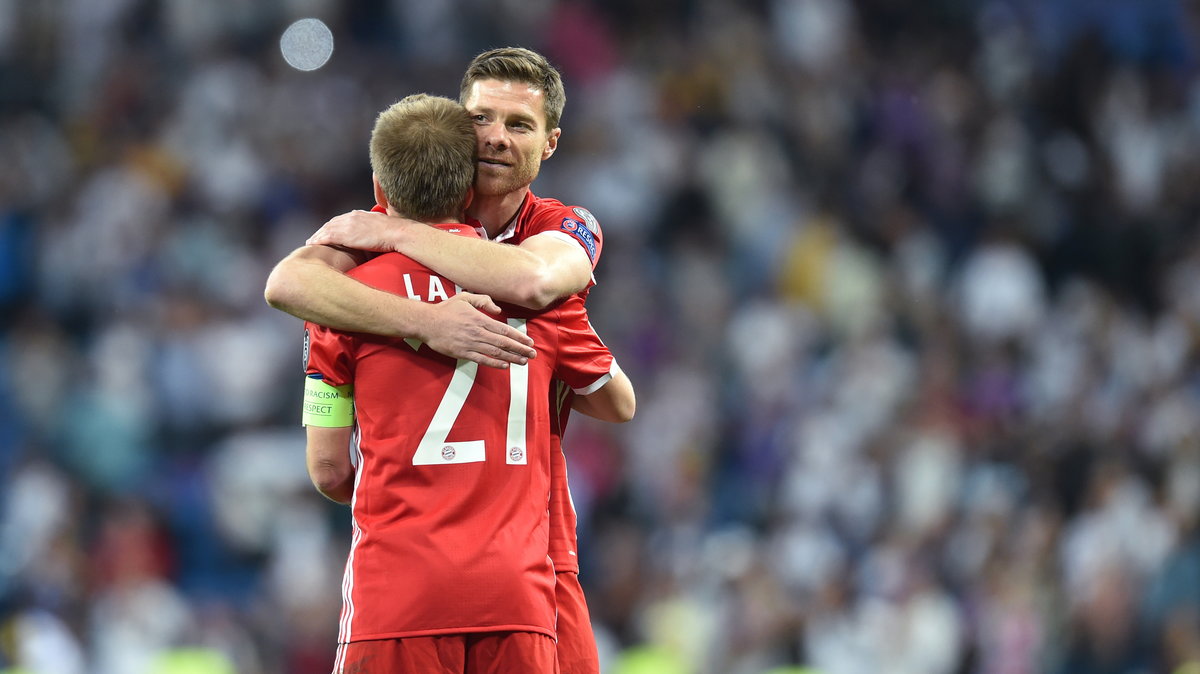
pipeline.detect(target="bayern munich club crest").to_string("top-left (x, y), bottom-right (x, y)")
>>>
top-left (509, 446), bottom-right (524, 462)
top-left (442, 446), bottom-right (456, 461)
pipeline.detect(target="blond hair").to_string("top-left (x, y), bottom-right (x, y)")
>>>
top-left (369, 94), bottom-right (476, 221)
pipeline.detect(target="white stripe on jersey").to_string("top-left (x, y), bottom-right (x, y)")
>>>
top-left (332, 642), bottom-right (348, 674)
top-left (572, 360), bottom-right (621, 395)
top-left (338, 424), bottom-right (365, 645)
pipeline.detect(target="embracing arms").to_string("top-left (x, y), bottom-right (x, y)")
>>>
top-left (264, 210), bottom-right (592, 365)
top-left (265, 244), bottom-right (536, 369)
top-left (304, 210), bottom-right (592, 310)
top-left (268, 209), bottom-right (631, 422)
top-left (573, 367), bottom-right (636, 423)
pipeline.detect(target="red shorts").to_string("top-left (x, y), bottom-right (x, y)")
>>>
top-left (555, 571), bottom-right (600, 674)
top-left (333, 632), bottom-right (556, 674)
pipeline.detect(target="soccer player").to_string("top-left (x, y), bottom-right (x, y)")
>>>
top-left (266, 48), bottom-right (619, 674)
top-left (303, 93), bottom-right (632, 673)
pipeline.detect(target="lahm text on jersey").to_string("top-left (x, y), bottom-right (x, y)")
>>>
top-left (401, 274), bottom-right (463, 303)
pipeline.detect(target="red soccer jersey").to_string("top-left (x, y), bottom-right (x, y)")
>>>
top-left (501, 191), bottom-right (605, 574)
top-left (378, 193), bottom-right (608, 573)
top-left (485, 191), bottom-right (603, 295)
top-left (541, 296), bottom-right (612, 574)
top-left (303, 224), bottom-right (614, 643)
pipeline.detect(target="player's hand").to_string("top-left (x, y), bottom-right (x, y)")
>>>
top-left (422, 293), bottom-right (536, 368)
top-left (307, 210), bottom-right (404, 252)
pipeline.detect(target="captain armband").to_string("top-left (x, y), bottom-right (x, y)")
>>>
top-left (302, 375), bottom-right (354, 427)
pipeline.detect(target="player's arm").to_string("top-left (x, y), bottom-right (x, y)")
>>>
top-left (306, 425), bottom-right (354, 504)
top-left (302, 372), bottom-right (356, 504)
top-left (264, 244), bottom-right (536, 369)
top-left (553, 299), bottom-right (636, 423)
top-left (572, 366), bottom-right (635, 423)
top-left (308, 210), bottom-right (591, 310)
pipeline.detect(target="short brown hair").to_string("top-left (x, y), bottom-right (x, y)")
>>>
top-left (459, 47), bottom-right (566, 131)
top-left (369, 94), bottom-right (476, 222)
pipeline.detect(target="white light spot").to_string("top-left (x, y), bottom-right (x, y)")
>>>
top-left (280, 18), bottom-right (334, 71)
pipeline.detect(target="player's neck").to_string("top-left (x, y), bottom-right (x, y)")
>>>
top-left (466, 187), bottom-right (529, 238)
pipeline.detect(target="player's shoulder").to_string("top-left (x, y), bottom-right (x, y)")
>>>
top-left (528, 195), bottom-right (602, 236)
top-left (524, 195), bottom-right (602, 268)
top-left (349, 250), bottom-right (402, 273)
top-left (348, 251), bottom-right (424, 285)
top-left (437, 222), bottom-right (482, 239)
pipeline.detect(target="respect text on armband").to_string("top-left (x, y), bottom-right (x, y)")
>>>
top-left (302, 376), bottom-right (354, 426)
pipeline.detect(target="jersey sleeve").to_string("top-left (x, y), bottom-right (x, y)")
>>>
top-left (550, 297), bottom-right (617, 394)
top-left (303, 322), bottom-right (356, 387)
top-left (526, 204), bottom-right (603, 271)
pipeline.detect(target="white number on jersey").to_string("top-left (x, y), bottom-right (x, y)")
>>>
top-left (411, 319), bottom-right (530, 465)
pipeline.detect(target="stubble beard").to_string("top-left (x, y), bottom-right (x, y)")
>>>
top-left (476, 157), bottom-right (540, 198)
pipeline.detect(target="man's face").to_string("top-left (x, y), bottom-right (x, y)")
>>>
top-left (464, 78), bottom-right (560, 198)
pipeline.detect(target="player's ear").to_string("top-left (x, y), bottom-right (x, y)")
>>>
top-left (372, 173), bottom-right (389, 210)
top-left (542, 128), bottom-right (560, 160)
top-left (462, 186), bottom-right (474, 213)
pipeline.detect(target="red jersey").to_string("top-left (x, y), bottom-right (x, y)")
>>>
top-left (374, 192), bottom-right (607, 573)
top-left (486, 191), bottom-right (605, 574)
top-left (303, 224), bottom-right (615, 643)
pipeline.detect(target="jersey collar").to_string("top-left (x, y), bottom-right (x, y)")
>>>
top-left (475, 191), bottom-right (536, 243)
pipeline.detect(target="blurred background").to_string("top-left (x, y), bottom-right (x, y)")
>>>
top-left (2, 0), bottom-right (1200, 673)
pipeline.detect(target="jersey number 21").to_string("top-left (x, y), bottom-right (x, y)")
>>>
top-left (411, 319), bottom-right (529, 466)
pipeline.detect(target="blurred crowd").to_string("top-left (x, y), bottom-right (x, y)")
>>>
top-left (2, 0), bottom-right (1200, 673)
